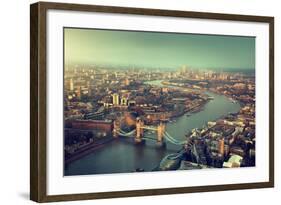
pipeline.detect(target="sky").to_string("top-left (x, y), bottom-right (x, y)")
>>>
top-left (64, 28), bottom-right (255, 70)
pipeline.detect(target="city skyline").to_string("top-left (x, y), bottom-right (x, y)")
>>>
top-left (64, 28), bottom-right (256, 175)
top-left (64, 28), bottom-right (255, 70)
top-left (64, 67), bottom-right (256, 175)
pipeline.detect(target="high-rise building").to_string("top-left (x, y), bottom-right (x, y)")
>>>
top-left (181, 65), bottom-right (187, 74)
top-left (121, 96), bottom-right (128, 106)
top-left (112, 93), bottom-right (119, 105)
top-left (87, 81), bottom-right (91, 96)
top-left (76, 86), bottom-right (82, 99)
top-left (69, 78), bottom-right (74, 91)
top-left (218, 139), bottom-right (225, 155)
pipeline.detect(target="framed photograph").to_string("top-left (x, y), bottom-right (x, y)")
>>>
top-left (30, 1), bottom-right (274, 202)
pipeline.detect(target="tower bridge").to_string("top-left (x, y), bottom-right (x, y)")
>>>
top-left (113, 117), bottom-right (186, 146)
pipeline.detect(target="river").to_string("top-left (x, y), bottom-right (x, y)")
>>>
top-left (64, 80), bottom-right (240, 176)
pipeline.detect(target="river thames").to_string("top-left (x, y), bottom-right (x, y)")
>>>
top-left (64, 80), bottom-right (240, 176)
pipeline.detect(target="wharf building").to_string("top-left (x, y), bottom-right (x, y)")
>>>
top-left (68, 119), bottom-right (114, 137)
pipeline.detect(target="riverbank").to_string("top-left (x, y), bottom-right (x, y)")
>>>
top-left (146, 80), bottom-right (211, 119)
top-left (65, 80), bottom-right (241, 175)
top-left (65, 137), bottom-right (114, 164)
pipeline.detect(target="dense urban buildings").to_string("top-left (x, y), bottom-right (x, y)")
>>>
top-left (64, 65), bottom-right (255, 174)
top-left (63, 27), bottom-right (255, 175)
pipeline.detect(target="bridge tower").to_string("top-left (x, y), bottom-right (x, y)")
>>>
top-left (135, 118), bottom-right (144, 143)
top-left (157, 122), bottom-right (166, 146)
top-left (113, 120), bottom-right (120, 138)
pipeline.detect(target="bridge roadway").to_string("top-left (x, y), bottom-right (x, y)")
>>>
top-left (116, 128), bottom-right (186, 146)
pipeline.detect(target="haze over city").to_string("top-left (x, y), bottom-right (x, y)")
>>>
top-left (63, 27), bottom-right (256, 175)
top-left (64, 28), bottom-right (255, 70)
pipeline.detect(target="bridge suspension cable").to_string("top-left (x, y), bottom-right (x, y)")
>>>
top-left (115, 127), bottom-right (187, 146)
top-left (163, 131), bottom-right (186, 145)
top-left (116, 129), bottom-right (136, 137)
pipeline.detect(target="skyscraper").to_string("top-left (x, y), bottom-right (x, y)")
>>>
top-left (112, 93), bottom-right (119, 105)
top-left (121, 96), bottom-right (128, 106)
top-left (69, 78), bottom-right (74, 91)
top-left (76, 86), bottom-right (82, 99)
top-left (218, 139), bottom-right (225, 156)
